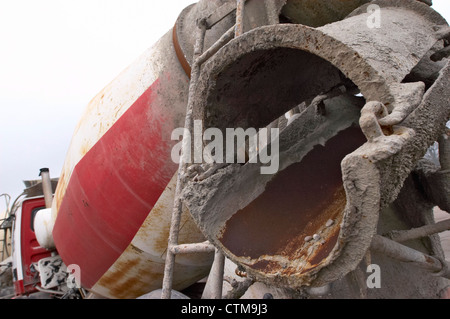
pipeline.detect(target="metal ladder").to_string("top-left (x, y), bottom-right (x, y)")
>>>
top-left (160, 0), bottom-right (280, 300)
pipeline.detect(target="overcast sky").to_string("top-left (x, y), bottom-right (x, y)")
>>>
top-left (0, 0), bottom-right (449, 207)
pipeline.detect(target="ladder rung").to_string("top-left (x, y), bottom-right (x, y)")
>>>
top-left (169, 241), bottom-right (216, 254)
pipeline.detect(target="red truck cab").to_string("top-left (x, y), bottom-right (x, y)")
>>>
top-left (11, 196), bottom-right (53, 296)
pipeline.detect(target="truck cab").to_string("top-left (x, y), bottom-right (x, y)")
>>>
top-left (11, 196), bottom-right (53, 296)
top-left (6, 173), bottom-right (79, 299)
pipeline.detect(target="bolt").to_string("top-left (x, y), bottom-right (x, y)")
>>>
top-left (305, 236), bottom-right (313, 242)
top-left (326, 219), bottom-right (335, 227)
top-left (313, 234), bottom-right (321, 241)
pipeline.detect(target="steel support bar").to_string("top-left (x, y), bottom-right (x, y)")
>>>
top-left (197, 26), bottom-right (236, 65)
top-left (264, 0), bottom-right (279, 25)
top-left (371, 235), bottom-right (450, 279)
top-left (235, 0), bottom-right (246, 37)
top-left (201, 249), bottom-right (226, 299)
top-left (223, 278), bottom-right (255, 299)
top-left (386, 218), bottom-right (450, 242)
top-left (210, 250), bottom-right (226, 299)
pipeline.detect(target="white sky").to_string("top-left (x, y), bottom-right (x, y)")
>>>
top-left (0, 0), bottom-right (449, 205)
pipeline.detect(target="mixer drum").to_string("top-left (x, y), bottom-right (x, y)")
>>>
top-left (49, 0), bottom-right (448, 298)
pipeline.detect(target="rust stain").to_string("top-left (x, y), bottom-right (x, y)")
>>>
top-left (252, 260), bottom-right (281, 272)
top-left (282, 186), bottom-right (346, 261)
top-left (92, 175), bottom-right (210, 299)
top-left (135, 197), bottom-right (206, 257)
top-left (381, 125), bottom-right (394, 136)
top-left (219, 126), bottom-right (367, 276)
top-left (130, 244), bottom-right (144, 254)
top-left (172, 23), bottom-right (191, 78)
top-left (424, 255), bottom-right (435, 265)
top-left (95, 254), bottom-right (161, 299)
top-left (245, 188), bottom-right (345, 276)
top-left (54, 171), bottom-right (66, 214)
top-left (79, 141), bottom-right (91, 157)
top-left (97, 257), bottom-right (141, 298)
top-left (146, 203), bottom-right (171, 254)
top-left (94, 239), bottom-right (210, 299)
top-left (307, 229), bottom-right (340, 268)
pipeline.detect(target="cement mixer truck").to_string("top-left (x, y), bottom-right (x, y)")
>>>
top-left (2, 0), bottom-right (450, 300)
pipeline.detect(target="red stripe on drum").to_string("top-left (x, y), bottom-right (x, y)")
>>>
top-left (53, 78), bottom-right (179, 288)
